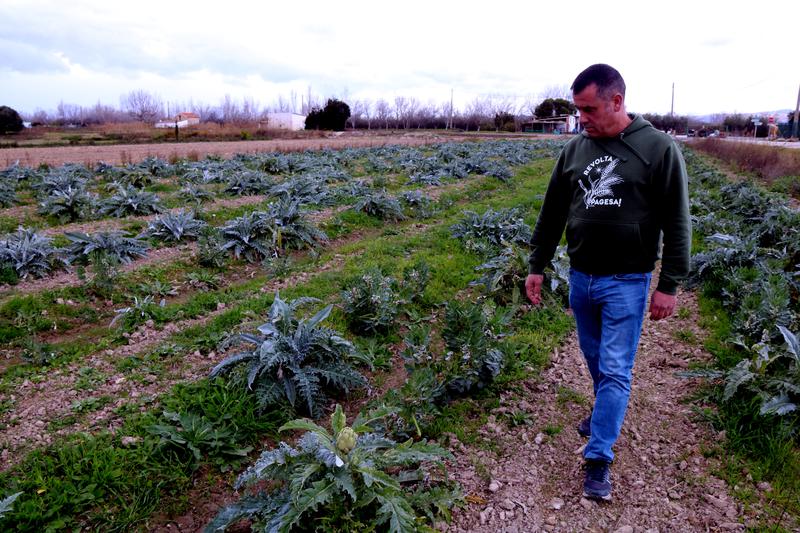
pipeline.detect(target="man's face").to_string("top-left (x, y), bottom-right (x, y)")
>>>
top-left (573, 83), bottom-right (620, 138)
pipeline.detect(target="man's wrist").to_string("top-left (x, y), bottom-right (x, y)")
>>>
top-left (654, 282), bottom-right (677, 296)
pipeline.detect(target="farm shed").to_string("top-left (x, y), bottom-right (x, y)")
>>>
top-left (266, 112), bottom-right (307, 131)
top-left (522, 114), bottom-right (578, 134)
top-left (154, 111), bottom-right (200, 129)
top-left (176, 112), bottom-right (200, 125)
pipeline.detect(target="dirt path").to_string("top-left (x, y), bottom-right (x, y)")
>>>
top-left (444, 289), bottom-right (782, 532)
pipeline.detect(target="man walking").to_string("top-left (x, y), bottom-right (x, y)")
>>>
top-left (525, 64), bottom-right (691, 501)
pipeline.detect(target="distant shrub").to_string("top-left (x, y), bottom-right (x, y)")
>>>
top-left (0, 106), bottom-right (24, 134)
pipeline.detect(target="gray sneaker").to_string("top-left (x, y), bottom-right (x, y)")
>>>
top-left (583, 460), bottom-right (612, 501)
top-left (577, 415), bottom-right (591, 438)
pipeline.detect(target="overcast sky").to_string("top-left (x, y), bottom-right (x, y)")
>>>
top-left (2, 0), bottom-right (798, 118)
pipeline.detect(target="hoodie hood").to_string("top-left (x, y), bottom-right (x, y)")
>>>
top-left (582, 115), bottom-right (653, 166)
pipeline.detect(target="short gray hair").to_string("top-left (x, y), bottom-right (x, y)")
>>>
top-left (571, 64), bottom-right (626, 99)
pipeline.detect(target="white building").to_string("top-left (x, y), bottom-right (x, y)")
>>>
top-left (266, 112), bottom-right (306, 131)
top-left (154, 112), bottom-right (200, 129)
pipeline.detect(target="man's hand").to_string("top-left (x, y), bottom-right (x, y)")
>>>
top-left (525, 274), bottom-right (544, 305)
top-left (649, 290), bottom-right (677, 320)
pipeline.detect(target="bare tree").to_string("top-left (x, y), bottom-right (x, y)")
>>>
top-left (465, 97), bottom-right (490, 131)
top-left (301, 85), bottom-right (322, 115)
top-left (406, 97), bottom-right (420, 128)
top-left (488, 94), bottom-right (515, 116)
top-left (360, 99), bottom-right (372, 130)
top-left (55, 101), bottom-right (86, 125)
top-left (486, 94), bottom-right (516, 132)
top-left (83, 101), bottom-right (124, 124)
top-left (190, 101), bottom-right (216, 123)
top-left (538, 84), bottom-right (572, 101)
top-left (220, 94), bottom-right (244, 124)
top-left (241, 97), bottom-right (260, 122)
top-left (442, 97), bottom-right (455, 129)
top-left (416, 100), bottom-right (439, 129)
top-left (274, 94), bottom-right (294, 113)
top-left (375, 98), bottom-right (391, 129)
top-left (393, 97), bottom-right (408, 129)
top-left (520, 94), bottom-right (539, 119)
top-left (349, 99), bottom-right (368, 129)
top-left (29, 108), bottom-right (50, 125)
top-left (121, 90), bottom-right (163, 123)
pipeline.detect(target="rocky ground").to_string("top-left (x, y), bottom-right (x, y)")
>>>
top-left (443, 289), bottom-right (787, 533)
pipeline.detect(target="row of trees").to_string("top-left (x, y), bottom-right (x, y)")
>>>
top-left (5, 86), bottom-right (792, 135)
top-left (22, 91), bottom-right (279, 127)
top-left (12, 88), bottom-right (579, 131)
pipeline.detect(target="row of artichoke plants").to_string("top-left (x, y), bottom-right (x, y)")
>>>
top-left (200, 207), bottom-right (551, 531)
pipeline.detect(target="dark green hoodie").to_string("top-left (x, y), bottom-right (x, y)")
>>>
top-left (528, 115), bottom-right (691, 294)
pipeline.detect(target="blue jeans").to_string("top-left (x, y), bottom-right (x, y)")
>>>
top-left (569, 269), bottom-right (651, 463)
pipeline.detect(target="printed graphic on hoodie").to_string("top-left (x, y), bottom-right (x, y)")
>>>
top-left (578, 156), bottom-right (623, 209)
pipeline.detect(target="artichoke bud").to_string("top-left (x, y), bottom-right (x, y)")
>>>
top-left (336, 427), bottom-right (357, 454)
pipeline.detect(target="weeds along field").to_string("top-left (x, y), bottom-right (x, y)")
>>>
top-left (0, 139), bottom-right (796, 531)
top-left (690, 138), bottom-right (800, 198)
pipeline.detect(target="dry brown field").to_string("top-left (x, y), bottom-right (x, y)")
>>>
top-left (0, 130), bottom-right (556, 168)
top-left (1, 133), bottom-right (444, 167)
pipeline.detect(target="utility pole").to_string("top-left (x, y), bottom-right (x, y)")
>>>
top-left (448, 88), bottom-right (454, 130)
top-left (670, 82), bottom-right (674, 117)
top-left (792, 83), bottom-right (800, 140)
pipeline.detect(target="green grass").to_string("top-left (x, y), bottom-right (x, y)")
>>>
top-left (556, 385), bottom-right (588, 407)
top-left (673, 328), bottom-right (697, 344)
top-left (769, 174), bottom-right (800, 199)
top-left (71, 395), bottom-right (113, 414)
top-left (74, 367), bottom-right (106, 391)
top-left (0, 380), bottom-right (283, 532)
top-left (200, 202), bottom-right (267, 227)
top-left (320, 209), bottom-right (384, 240)
top-left (0, 215), bottom-right (25, 234)
top-left (543, 423), bottom-right (563, 436)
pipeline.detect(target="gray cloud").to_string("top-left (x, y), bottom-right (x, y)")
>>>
top-left (0, 7), bottom-right (311, 82)
top-left (0, 39), bottom-right (69, 74)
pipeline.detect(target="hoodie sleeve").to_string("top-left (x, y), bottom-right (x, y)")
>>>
top-left (528, 150), bottom-right (571, 275)
top-left (654, 141), bottom-right (691, 294)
